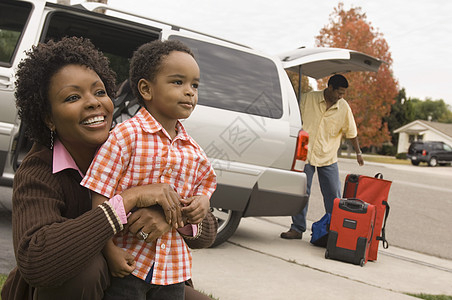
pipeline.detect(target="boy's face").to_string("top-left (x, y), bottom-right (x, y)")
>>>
top-left (46, 64), bottom-right (114, 155)
top-left (142, 51), bottom-right (200, 129)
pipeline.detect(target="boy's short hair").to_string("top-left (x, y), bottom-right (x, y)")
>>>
top-left (15, 36), bottom-right (116, 148)
top-left (328, 74), bottom-right (349, 90)
top-left (129, 40), bottom-right (195, 105)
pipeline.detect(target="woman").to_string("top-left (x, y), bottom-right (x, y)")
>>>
top-left (1, 36), bottom-right (216, 300)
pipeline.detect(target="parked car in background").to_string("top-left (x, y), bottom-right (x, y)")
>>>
top-left (408, 141), bottom-right (452, 166)
top-left (0, 0), bottom-right (382, 246)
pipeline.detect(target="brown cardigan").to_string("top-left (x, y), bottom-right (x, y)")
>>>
top-left (2, 142), bottom-right (218, 300)
top-left (2, 143), bottom-right (121, 300)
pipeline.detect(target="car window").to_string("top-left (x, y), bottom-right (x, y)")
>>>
top-left (410, 143), bottom-right (422, 151)
top-left (433, 143), bottom-right (443, 150)
top-left (42, 10), bottom-right (160, 83)
top-left (170, 35), bottom-right (283, 119)
top-left (444, 144), bottom-right (452, 151)
top-left (0, 0), bottom-right (32, 67)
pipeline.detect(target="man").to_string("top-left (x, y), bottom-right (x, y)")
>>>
top-left (281, 74), bottom-right (364, 240)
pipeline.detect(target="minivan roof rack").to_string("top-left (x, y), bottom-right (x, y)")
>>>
top-left (78, 2), bottom-right (251, 49)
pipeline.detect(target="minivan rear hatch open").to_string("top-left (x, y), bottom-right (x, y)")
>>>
top-left (279, 47), bottom-right (383, 79)
top-left (279, 47), bottom-right (383, 103)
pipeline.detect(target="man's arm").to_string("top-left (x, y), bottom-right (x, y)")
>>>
top-left (348, 136), bottom-right (364, 166)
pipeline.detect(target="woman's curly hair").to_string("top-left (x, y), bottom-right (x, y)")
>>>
top-left (129, 39), bottom-right (194, 106)
top-left (15, 36), bottom-right (117, 148)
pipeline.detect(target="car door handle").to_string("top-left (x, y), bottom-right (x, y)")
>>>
top-left (0, 78), bottom-right (13, 90)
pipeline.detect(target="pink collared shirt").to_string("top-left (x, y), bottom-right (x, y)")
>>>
top-left (52, 139), bottom-right (128, 224)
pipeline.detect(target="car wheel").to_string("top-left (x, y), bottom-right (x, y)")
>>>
top-left (410, 160), bottom-right (420, 166)
top-left (210, 208), bottom-right (242, 247)
top-left (428, 157), bottom-right (438, 167)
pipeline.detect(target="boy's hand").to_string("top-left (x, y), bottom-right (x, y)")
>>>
top-left (125, 206), bottom-right (171, 243)
top-left (103, 240), bottom-right (136, 278)
top-left (180, 195), bottom-right (210, 224)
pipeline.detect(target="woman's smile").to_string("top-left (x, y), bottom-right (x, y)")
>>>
top-left (81, 114), bottom-right (107, 126)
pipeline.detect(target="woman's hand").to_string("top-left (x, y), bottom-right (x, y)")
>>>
top-left (122, 183), bottom-right (183, 228)
top-left (180, 195), bottom-right (210, 224)
top-left (125, 206), bottom-right (171, 243)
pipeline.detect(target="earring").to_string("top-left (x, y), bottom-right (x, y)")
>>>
top-left (50, 130), bottom-right (54, 150)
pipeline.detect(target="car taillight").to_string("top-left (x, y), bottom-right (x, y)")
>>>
top-left (422, 150), bottom-right (427, 156)
top-left (292, 130), bottom-right (309, 172)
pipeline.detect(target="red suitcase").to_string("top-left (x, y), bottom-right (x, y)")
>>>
top-left (343, 173), bottom-right (392, 261)
top-left (325, 198), bottom-right (376, 266)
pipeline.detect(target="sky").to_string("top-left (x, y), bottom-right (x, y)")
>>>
top-left (75, 0), bottom-right (452, 107)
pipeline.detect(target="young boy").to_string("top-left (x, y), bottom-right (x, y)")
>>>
top-left (81, 40), bottom-right (217, 299)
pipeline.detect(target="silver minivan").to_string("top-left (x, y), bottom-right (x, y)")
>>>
top-left (0, 0), bottom-right (382, 245)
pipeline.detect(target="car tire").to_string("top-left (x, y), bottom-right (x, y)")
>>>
top-left (410, 160), bottom-right (420, 166)
top-left (428, 157), bottom-right (438, 167)
top-left (210, 208), bottom-right (242, 247)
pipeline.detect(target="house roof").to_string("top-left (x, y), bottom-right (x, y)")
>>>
top-left (394, 120), bottom-right (452, 138)
top-left (421, 120), bottom-right (452, 137)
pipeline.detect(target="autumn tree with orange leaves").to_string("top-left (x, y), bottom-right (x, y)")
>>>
top-left (316, 3), bottom-right (398, 149)
top-left (286, 71), bottom-right (312, 98)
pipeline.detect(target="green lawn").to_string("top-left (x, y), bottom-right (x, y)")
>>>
top-left (0, 274), bottom-right (6, 300)
top-left (340, 153), bottom-right (412, 165)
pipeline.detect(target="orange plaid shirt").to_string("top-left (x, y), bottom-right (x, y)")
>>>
top-left (81, 107), bottom-right (217, 285)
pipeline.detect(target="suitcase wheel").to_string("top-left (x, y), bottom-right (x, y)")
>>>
top-left (359, 258), bottom-right (365, 267)
top-left (325, 250), bottom-right (329, 259)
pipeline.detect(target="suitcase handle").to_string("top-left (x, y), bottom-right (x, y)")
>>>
top-left (339, 198), bottom-right (367, 212)
top-left (343, 174), bottom-right (360, 198)
top-left (343, 173), bottom-right (386, 198)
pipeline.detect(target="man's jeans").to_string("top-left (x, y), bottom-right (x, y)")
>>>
top-left (290, 162), bottom-right (341, 233)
